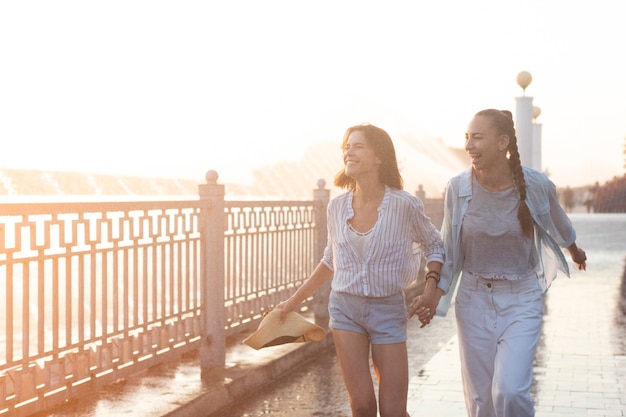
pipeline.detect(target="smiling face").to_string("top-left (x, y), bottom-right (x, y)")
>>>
top-left (334, 124), bottom-right (403, 190)
top-left (464, 115), bottom-right (510, 171)
top-left (342, 130), bottom-right (382, 181)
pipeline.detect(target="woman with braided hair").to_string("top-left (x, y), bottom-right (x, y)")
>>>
top-left (411, 109), bottom-right (587, 416)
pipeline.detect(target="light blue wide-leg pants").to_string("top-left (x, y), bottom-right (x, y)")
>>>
top-left (455, 271), bottom-right (543, 417)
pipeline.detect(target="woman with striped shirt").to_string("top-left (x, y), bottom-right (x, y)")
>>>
top-left (276, 123), bottom-right (444, 417)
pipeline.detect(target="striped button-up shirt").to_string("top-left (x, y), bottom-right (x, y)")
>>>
top-left (321, 186), bottom-right (444, 297)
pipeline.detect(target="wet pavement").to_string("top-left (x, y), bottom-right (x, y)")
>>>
top-left (211, 301), bottom-right (458, 417)
top-left (35, 214), bottom-right (626, 416)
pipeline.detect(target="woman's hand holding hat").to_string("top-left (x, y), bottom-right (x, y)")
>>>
top-left (274, 298), bottom-right (298, 323)
top-left (243, 308), bottom-right (326, 350)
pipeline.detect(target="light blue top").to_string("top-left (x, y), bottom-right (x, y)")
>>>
top-left (322, 185), bottom-right (445, 297)
top-left (436, 166), bottom-right (576, 316)
top-left (461, 175), bottom-right (538, 278)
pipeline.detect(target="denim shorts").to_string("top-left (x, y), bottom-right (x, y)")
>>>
top-left (328, 290), bottom-right (407, 344)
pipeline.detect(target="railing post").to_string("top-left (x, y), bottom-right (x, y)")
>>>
top-left (312, 179), bottom-right (330, 328)
top-left (198, 170), bottom-right (226, 373)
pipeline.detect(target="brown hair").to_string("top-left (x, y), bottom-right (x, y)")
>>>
top-left (476, 109), bottom-right (534, 237)
top-left (333, 123), bottom-right (403, 190)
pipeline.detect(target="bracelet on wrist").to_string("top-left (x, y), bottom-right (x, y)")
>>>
top-left (425, 271), bottom-right (440, 284)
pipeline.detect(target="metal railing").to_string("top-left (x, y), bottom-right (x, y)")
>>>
top-left (0, 172), bottom-right (330, 416)
top-left (0, 171), bottom-right (442, 416)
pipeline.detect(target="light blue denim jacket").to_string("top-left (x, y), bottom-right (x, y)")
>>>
top-left (436, 166), bottom-right (576, 316)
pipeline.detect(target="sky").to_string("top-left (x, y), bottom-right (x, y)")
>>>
top-left (1, 0), bottom-right (624, 193)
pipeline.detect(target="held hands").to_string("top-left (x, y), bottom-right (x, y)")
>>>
top-left (409, 291), bottom-right (441, 328)
top-left (409, 295), bottom-right (433, 328)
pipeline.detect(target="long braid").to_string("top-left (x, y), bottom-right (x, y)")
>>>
top-left (477, 109), bottom-right (534, 237)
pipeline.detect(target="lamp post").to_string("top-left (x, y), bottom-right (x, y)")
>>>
top-left (515, 71), bottom-right (536, 169)
top-left (532, 106), bottom-right (543, 172)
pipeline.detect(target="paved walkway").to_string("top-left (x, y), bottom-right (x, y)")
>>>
top-left (407, 270), bottom-right (626, 417)
top-left (39, 262), bottom-right (626, 417)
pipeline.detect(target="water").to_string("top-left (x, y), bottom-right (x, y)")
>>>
top-left (212, 213), bottom-right (626, 417)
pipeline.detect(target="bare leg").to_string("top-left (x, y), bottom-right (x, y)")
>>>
top-left (332, 329), bottom-right (377, 417)
top-left (372, 342), bottom-right (409, 417)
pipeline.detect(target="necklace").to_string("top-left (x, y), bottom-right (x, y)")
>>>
top-left (347, 221), bottom-right (374, 236)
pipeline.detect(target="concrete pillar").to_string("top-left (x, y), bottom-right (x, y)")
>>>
top-left (532, 121), bottom-right (543, 172)
top-left (515, 96), bottom-right (534, 168)
top-left (198, 170), bottom-right (226, 373)
top-left (312, 179), bottom-right (330, 328)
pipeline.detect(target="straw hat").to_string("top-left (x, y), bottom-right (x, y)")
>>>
top-left (243, 310), bottom-right (326, 350)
